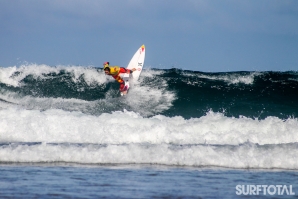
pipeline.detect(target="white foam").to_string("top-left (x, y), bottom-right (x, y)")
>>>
top-left (218, 73), bottom-right (259, 85)
top-left (1, 108), bottom-right (298, 169)
top-left (0, 66), bottom-right (19, 87)
top-left (182, 71), bottom-right (261, 85)
top-left (123, 69), bottom-right (176, 116)
top-left (0, 108), bottom-right (297, 145)
top-left (0, 64), bottom-right (108, 87)
top-left (1, 142), bottom-right (298, 169)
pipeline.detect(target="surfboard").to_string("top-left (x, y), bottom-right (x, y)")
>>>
top-left (121, 44), bottom-right (145, 96)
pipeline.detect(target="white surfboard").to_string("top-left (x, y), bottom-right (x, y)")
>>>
top-left (121, 44), bottom-right (145, 96)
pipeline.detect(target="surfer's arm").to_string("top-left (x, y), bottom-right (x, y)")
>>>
top-left (126, 68), bottom-right (136, 74)
top-left (119, 67), bottom-right (135, 74)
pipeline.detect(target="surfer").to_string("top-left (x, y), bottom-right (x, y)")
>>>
top-left (103, 62), bottom-right (136, 91)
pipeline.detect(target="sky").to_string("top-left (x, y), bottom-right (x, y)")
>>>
top-left (1, 0), bottom-right (298, 72)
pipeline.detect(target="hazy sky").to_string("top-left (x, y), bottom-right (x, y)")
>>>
top-left (1, 0), bottom-right (298, 72)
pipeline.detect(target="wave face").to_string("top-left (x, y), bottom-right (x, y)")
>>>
top-left (0, 64), bottom-right (298, 169)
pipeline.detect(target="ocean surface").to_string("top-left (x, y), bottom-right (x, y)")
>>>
top-left (0, 64), bottom-right (298, 198)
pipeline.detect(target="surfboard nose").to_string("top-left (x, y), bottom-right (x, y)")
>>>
top-left (141, 45), bottom-right (145, 52)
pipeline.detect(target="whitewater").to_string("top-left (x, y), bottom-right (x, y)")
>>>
top-left (0, 64), bottom-right (298, 170)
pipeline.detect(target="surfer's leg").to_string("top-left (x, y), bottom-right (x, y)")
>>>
top-left (119, 82), bottom-right (125, 91)
top-left (120, 81), bottom-right (130, 92)
top-left (112, 73), bottom-right (128, 91)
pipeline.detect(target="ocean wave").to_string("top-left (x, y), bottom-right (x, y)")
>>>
top-left (1, 64), bottom-right (298, 119)
top-left (1, 141), bottom-right (298, 169)
top-left (0, 63), bottom-right (297, 170)
top-left (0, 108), bottom-right (297, 145)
